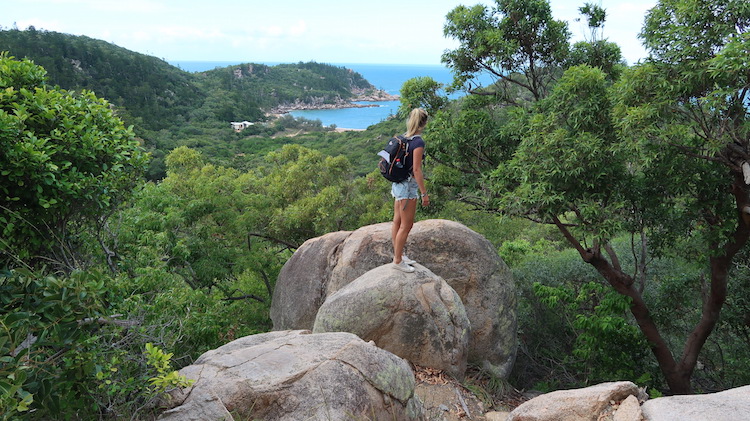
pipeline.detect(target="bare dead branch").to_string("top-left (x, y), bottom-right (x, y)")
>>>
top-left (248, 232), bottom-right (299, 250)
top-left (222, 293), bottom-right (266, 303)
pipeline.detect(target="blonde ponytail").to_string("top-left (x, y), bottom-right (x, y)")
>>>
top-left (405, 108), bottom-right (428, 137)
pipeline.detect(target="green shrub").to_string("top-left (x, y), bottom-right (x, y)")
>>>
top-left (0, 53), bottom-right (148, 267)
top-left (509, 241), bottom-right (660, 391)
top-left (0, 268), bottom-right (108, 418)
top-left (0, 268), bottom-right (202, 419)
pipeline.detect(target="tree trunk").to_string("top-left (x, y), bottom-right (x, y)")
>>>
top-left (552, 216), bottom-right (691, 393)
top-left (584, 249), bottom-right (693, 394)
top-left (553, 192), bottom-right (750, 395)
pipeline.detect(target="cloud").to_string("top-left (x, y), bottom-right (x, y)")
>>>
top-left (157, 26), bottom-right (227, 41)
top-left (264, 25), bottom-right (284, 38)
top-left (288, 20), bottom-right (307, 37)
top-left (259, 19), bottom-right (308, 39)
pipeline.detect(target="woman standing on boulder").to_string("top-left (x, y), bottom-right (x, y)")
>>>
top-left (391, 108), bottom-right (430, 273)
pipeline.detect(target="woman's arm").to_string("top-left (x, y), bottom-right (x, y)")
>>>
top-left (412, 147), bottom-right (430, 207)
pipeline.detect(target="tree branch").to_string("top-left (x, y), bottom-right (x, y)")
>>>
top-left (604, 242), bottom-right (622, 273)
top-left (79, 314), bottom-right (140, 328)
top-left (552, 214), bottom-right (591, 261)
top-left (248, 232), bottom-right (299, 250)
top-left (259, 270), bottom-right (273, 298)
top-left (665, 140), bottom-right (724, 163)
top-left (222, 293), bottom-right (266, 303)
top-left (479, 62), bottom-right (536, 97)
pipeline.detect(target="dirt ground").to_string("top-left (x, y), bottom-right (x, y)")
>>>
top-left (413, 366), bottom-right (522, 421)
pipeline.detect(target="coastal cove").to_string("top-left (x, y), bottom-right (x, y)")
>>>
top-left (170, 61), bottom-right (492, 129)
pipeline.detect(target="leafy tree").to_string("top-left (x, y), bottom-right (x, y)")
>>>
top-left (609, 0), bottom-right (750, 393)
top-left (577, 3), bottom-right (607, 41)
top-left (0, 267), bottom-right (191, 419)
top-left (442, 0), bottom-right (570, 102)
top-left (567, 3), bottom-right (626, 80)
top-left (434, 0), bottom-right (750, 394)
top-left (567, 39), bottom-right (625, 81)
top-left (0, 53), bottom-right (148, 268)
top-left (0, 268), bottom-right (109, 418)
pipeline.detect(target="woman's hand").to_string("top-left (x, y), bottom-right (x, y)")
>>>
top-left (421, 193), bottom-right (430, 207)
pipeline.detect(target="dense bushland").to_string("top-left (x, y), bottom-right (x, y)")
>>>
top-left (2, 0), bottom-right (750, 418)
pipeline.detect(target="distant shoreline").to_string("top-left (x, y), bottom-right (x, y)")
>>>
top-left (271, 89), bottom-right (399, 115)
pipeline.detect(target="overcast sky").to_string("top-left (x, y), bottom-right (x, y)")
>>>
top-left (1, 0), bottom-right (657, 66)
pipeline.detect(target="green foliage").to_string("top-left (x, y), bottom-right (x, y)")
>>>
top-left (509, 240), bottom-right (668, 390)
top-left (578, 3), bottom-right (607, 35)
top-left (427, 94), bottom-right (525, 207)
top-left (640, 0), bottom-right (750, 66)
top-left (568, 40), bottom-right (625, 80)
top-left (399, 76), bottom-right (447, 116)
top-left (435, 0), bottom-right (750, 394)
top-left (497, 64), bottom-right (628, 238)
top-left (0, 53), bottom-right (148, 266)
top-left (534, 281), bottom-right (650, 383)
top-left (499, 238), bottom-right (557, 267)
top-left (614, 0), bottom-right (749, 255)
top-left (0, 268), bottom-right (104, 418)
top-left (144, 343), bottom-right (194, 396)
top-left (572, 0), bottom-right (627, 81)
top-left (0, 267), bottom-right (211, 420)
top-left (109, 144), bottom-right (392, 360)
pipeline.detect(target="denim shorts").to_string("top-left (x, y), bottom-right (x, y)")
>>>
top-left (391, 177), bottom-right (419, 200)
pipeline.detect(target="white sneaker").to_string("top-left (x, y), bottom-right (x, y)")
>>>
top-left (402, 255), bottom-right (416, 265)
top-left (392, 261), bottom-right (415, 273)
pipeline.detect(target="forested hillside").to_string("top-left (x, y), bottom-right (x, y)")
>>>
top-left (0, 28), bottom-right (379, 130)
top-left (0, 28), bottom-right (386, 178)
top-left (195, 61), bottom-right (376, 122)
top-left (0, 27), bottom-right (203, 131)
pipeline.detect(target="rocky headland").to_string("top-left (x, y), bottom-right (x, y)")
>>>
top-left (270, 86), bottom-right (399, 114)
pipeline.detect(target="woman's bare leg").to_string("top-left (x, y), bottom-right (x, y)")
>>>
top-left (392, 201), bottom-right (402, 262)
top-left (392, 198), bottom-right (417, 264)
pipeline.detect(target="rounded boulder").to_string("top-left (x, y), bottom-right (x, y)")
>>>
top-left (313, 264), bottom-right (470, 379)
top-left (158, 330), bottom-right (423, 421)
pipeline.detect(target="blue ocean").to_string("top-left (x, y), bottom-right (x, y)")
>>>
top-left (170, 61), bottom-right (489, 129)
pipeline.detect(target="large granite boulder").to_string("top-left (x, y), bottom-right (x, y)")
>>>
top-left (269, 230), bottom-right (350, 330)
top-left (507, 381), bottom-right (641, 421)
top-left (158, 330), bottom-right (423, 421)
top-left (641, 385), bottom-right (750, 421)
top-left (503, 382), bottom-right (750, 421)
top-left (271, 219), bottom-right (517, 378)
top-left (313, 264), bottom-right (471, 379)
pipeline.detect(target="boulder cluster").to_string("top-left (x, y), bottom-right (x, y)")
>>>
top-left (157, 219), bottom-right (750, 420)
top-left (159, 220), bottom-right (517, 420)
top-left (272, 219), bottom-right (518, 379)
